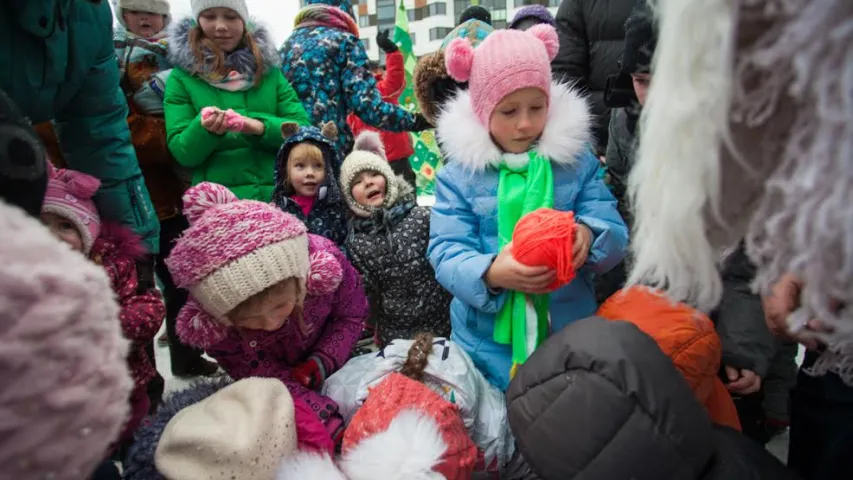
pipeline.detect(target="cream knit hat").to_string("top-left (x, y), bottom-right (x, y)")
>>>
top-left (191, 0), bottom-right (250, 24)
top-left (115, 0), bottom-right (172, 29)
top-left (339, 131), bottom-right (400, 218)
top-left (154, 378), bottom-right (298, 480)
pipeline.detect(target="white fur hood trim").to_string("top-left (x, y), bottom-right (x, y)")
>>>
top-left (436, 81), bottom-right (592, 172)
top-left (276, 410), bottom-right (448, 480)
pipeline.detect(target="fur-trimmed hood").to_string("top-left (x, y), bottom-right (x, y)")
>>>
top-left (168, 17), bottom-right (281, 74)
top-left (90, 222), bottom-right (149, 263)
top-left (436, 81), bottom-right (592, 172)
top-left (123, 377), bottom-right (234, 480)
top-left (273, 125), bottom-right (343, 206)
top-left (277, 410), bottom-right (449, 480)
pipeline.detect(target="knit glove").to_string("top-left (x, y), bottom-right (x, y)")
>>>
top-left (411, 113), bottom-right (433, 132)
top-left (292, 356), bottom-right (326, 390)
top-left (376, 29), bottom-right (398, 53)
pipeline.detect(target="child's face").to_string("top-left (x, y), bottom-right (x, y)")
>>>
top-left (287, 150), bottom-right (326, 197)
top-left (122, 10), bottom-right (166, 37)
top-left (41, 212), bottom-right (83, 252)
top-left (489, 88), bottom-right (548, 154)
top-left (632, 73), bottom-right (651, 106)
top-left (351, 171), bottom-right (387, 209)
top-left (229, 288), bottom-right (297, 332)
top-left (198, 8), bottom-right (245, 53)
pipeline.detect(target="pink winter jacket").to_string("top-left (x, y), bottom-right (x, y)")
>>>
top-left (177, 235), bottom-right (369, 437)
top-left (90, 223), bottom-right (164, 391)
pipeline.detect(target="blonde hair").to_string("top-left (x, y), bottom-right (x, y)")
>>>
top-left (188, 24), bottom-right (266, 86)
top-left (228, 278), bottom-right (310, 335)
top-left (283, 142), bottom-right (326, 193)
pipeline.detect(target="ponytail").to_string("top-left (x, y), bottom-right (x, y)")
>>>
top-left (399, 333), bottom-right (434, 382)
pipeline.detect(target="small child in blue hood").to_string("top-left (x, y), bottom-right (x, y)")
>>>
top-left (272, 122), bottom-right (348, 247)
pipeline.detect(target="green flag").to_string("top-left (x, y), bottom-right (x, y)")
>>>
top-left (393, 0), bottom-right (443, 195)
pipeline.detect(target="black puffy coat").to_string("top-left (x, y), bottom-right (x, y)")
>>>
top-left (346, 178), bottom-right (452, 347)
top-left (553, 0), bottom-right (635, 155)
top-left (506, 316), bottom-right (800, 480)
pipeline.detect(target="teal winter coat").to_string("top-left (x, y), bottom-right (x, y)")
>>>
top-left (0, 0), bottom-right (159, 252)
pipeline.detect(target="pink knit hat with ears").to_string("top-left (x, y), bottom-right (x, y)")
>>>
top-left (41, 164), bottom-right (102, 254)
top-left (165, 182), bottom-right (344, 348)
top-left (445, 24), bottom-right (559, 126)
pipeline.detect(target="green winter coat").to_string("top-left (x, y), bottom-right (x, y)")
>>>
top-left (0, 0), bottom-right (160, 253)
top-left (164, 18), bottom-right (310, 202)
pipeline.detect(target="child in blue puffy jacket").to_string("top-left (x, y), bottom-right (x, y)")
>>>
top-left (428, 25), bottom-right (628, 391)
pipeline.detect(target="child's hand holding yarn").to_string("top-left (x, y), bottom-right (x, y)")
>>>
top-left (200, 107), bottom-right (228, 135)
top-left (572, 224), bottom-right (593, 270)
top-left (485, 244), bottom-right (556, 295)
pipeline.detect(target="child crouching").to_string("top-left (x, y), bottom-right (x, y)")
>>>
top-left (40, 165), bottom-right (165, 447)
top-left (340, 131), bottom-right (452, 347)
top-left (165, 182), bottom-right (369, 442)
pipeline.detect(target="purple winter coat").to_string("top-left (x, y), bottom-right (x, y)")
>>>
top-left (176, 235), bottom-right (368, 436)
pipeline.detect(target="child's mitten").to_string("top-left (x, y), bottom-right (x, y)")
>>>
top-left (292, 356), bottom-right (325, 390)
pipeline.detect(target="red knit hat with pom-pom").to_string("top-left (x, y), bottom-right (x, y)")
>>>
top-left (41, 164), bottom-right (102, 254)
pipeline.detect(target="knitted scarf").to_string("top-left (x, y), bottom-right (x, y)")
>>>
top-left (294, 4), bottom-right (359, 37)
top-left (494, 151), bottom-right (554, 378)
top-left (196, 46), bottom-right (259, 91)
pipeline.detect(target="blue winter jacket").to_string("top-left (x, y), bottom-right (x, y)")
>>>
top-left (279, 0), bottom-right (418, 154)
top-left (428, 82), bottom-right (629, 390)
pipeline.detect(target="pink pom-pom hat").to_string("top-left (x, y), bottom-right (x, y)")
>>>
top-left (41, 164), bottom-right (102, 254)
top-left (445, 23), bottom-right (559, 127)
top-left (166, 182), bottom-right (312, 320)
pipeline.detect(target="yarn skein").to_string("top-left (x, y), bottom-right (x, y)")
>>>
top-left (511, 208), bottom-right (577, 290)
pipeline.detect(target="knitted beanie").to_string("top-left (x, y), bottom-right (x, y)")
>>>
top-left (509, 4), bottom-right (556, 29)
top-left (445, 24), bottom-right (559, 127)
top-left (191, 0), bottom-right (249, 24)
top-left (620, 0), bottom-right (656, 75)
top-left (458, 4), bottom-right (492, 26)
top-left (342, 373), bottom-right (478, 480)
top-left (0, 200), bottom-right (132, 480)
top-left (165, 182), bottom-right (310, 320)
top-left (339, 131), bottom-right (400, 218)
top-left (41, 164), bottom-right (102, 255)
top-left (115, 0), bottom-right (172, 29)
top-left (155, 378), bottom-right (298, 480)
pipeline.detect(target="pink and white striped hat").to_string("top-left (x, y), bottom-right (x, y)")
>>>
top-left (41, 165), bottom-right (102, 254)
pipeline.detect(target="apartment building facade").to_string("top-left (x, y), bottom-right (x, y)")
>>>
top-left (350, 0), bottom-right (560, 62)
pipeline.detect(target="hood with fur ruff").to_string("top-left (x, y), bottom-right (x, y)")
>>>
top-left (276, 410), bottom-right (448, 480)
top-left (436, 81), bottom-right (592, 172)
top-left (168, 17), bottom-right (281, 75)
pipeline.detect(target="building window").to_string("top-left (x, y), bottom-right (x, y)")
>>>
top-left (430, 26), bottom-right (453, 41)
top-left (514, 0), bottom-right (558, 6)
top-left (493, 19), bottom-right (507, 29)
top-left (377, 0), bottom-right (396, 21)
top-left (362, 38), bottom-right (371, 50)
top-left (358, 15), bottom-right (370, 27)
top-left (410, 32), bottom-right (417, 44)
top-left (429, 3), bottom-right (447, 16)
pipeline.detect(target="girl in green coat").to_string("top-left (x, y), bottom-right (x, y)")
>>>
top-left (164, 0), bottom-right (310, 202)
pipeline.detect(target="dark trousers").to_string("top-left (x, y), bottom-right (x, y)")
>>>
top-left (788, 351), bottom-right (853, 479)
top-left (389, 157), bottom-right (417, 191)
top-left (156, 215), bottom-right (204, 372)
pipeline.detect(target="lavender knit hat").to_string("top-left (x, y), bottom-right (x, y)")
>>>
top-left (445, 24), bottom-right (559, 127)
top-left (0, 200), bottom-right (132, 480)
top-left (165, 182), bottom-right (310, 320)
top-left (509, 5), bottom-right (556, 30)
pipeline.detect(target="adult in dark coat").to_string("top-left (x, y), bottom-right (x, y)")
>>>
top-left (506, 316), bottom-right (800, 480)
top-left (553, 0), bottom-right (635, 156)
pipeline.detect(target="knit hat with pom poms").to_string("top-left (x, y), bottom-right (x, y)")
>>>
top-left (165, 182), bottom-right (343, 348)
top-left (41, 164), bottom-right (102, 254)
top-left (445, 24), bottom-right (559, 127)
top-left (339, 131), bottom-right (400, 218)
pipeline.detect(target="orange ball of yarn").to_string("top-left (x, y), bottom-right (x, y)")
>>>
top-left (511, 208), bottom-right (577, 290)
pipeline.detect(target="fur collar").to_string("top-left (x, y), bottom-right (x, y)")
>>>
top-left (436, 81), bottom-right (592, 172)
top-left (90, 222), bottom-right (148, 263)
top-left (168, 17), bottom-right (281, 74)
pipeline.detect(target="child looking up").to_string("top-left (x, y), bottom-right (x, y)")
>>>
top-left (165, 182), bottom-right (368, 442)
top-left (40, 165), bottom-right (165, 449)
top-left (165, 0), bottom-right (310, 201)
top-left (272, 122), bottom-right (347, 247)
top-left (340, 131), bottom-right (452, 347)
top-left (429, 25), bottom-right (628, 391)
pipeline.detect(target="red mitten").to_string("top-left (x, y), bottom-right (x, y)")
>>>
top-left (292, 357), bottom-right (325, 390)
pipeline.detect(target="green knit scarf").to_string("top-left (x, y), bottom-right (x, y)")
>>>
top-left (493, 151), bottom-right (554, 379)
